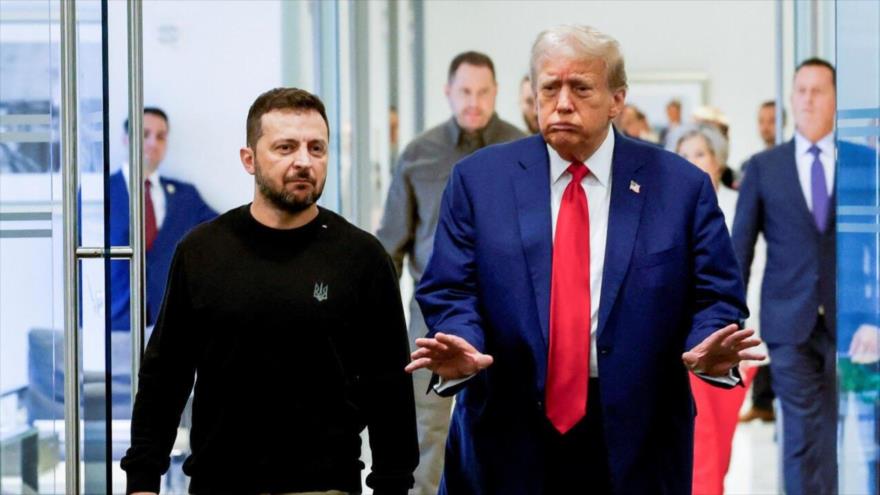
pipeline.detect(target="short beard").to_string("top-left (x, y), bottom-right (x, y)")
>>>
top-left (254, 158), bottom-right (324, 214)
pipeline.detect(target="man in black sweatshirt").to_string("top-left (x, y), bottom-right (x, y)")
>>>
top-left (121, 87), bottom-right (419, 495)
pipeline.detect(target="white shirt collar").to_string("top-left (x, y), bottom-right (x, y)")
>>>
top-left (547, 125), bottom-right (614, 187)
top-left (121, 165), bottom-right (162, 190)
top-left (794, 131), bottom-right (834, 158)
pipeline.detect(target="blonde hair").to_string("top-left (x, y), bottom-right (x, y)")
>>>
top-left (530, 25), bottom-right (627, 92)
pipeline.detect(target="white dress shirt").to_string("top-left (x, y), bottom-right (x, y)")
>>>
top-left (548, 126), bottom-right (614, 377)
top-left (794, 131), bottom-right (835, 210)
top-left (122, 166), bottom-right (167, 228)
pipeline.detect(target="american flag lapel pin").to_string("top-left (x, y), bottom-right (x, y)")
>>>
top-left (629, 180), bottom-right (641, 194)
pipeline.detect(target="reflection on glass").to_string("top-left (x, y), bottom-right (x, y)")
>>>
top-left (1, 0), bottom-right (65, 492)
top-left (836, 2), bottom-right (880, 494)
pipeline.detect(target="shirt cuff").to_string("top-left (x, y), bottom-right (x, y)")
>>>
top-left (433, 373), bottom-right (477, 394)
top-left (694, 367), bottom-right (741, 389)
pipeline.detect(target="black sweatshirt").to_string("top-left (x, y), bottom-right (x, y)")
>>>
top-left (121, 205), bottom-right (419, 495)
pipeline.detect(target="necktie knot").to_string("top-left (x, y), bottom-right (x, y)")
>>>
top-left (567, 161), bottom-right (589, 183)
top-left (808, 144), bottom-right (821, 158)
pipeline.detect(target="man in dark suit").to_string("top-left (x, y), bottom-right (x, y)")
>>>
top-left (406, 25), bottom-right (764, 494)
top-left (732, 58), bottom-right (851, 494)
top-left (109, 107), bottom-right (216, 331)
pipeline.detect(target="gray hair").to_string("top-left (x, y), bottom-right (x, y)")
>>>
top-left (530, 25), bottom-right (628, 92)
top-left (671, 124), bottom-right (729, 166)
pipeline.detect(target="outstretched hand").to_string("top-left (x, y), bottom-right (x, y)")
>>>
top-left (849, 324), bottom-right (880, 364)
top-left (404, 332), bottom-right (494, 380)
top-left (682, 323), bottom-right (765, 376)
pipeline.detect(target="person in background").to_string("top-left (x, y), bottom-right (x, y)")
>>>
top-left (758, 100), bottom-right (783, 149)
top-left (733, 58), bottom-right (875, 494)
top-left (739, 98), bottom-right (786, 423)
top-left (389, 105), bottom-right (401, 172)
top-left (615, 104), bottom-right (656, 142)
top-left (669, 105), bottom-right (736, 189)
top-left (109, 107), bottom-right (217, 331)
top-left (122, 87), bottom-right (418, 495)
top-left (376, 51), bottom-right (524, 495)
top-left (659, 98), bottom-right (682, 146)
top-left (676, 125), bottom-right (759, 495)
top-left (519, 74), bottom-right (540, 134)
top-left (614, 104), bottom-right (641, 138)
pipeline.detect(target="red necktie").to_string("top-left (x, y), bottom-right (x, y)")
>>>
top-left (546, 161), bottom-right (591, 434)
top-left (144, 180), bottom-right (158, 251)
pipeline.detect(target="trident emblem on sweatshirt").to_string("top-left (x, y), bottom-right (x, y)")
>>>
top-left (313, 282), bottom-right (329, 302)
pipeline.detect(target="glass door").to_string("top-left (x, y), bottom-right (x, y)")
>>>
top-left (835, 2), bottom-right (880, 494)
top-left (0, 0), bottom-right (142, 492)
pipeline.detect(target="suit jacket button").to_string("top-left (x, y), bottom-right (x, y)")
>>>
top-left (599, 347), bottom-right (611, 355)
top-left (536, 400), bottom-right (544, 411)
top-left (818, 305), bottom-right (825, 315)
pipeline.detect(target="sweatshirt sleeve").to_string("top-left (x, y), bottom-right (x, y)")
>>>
top-left (360, 251), bottom-right (419, 494)
top-left (121, 246), bottom-right (198, 494)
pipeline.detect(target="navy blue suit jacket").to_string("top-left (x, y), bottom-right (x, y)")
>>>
top-left (733, 139), bottom-right (877, 346)
top-left (416, 132), bottom-right (748, 494)
top-left (109, 170), bottom-right (216, 330)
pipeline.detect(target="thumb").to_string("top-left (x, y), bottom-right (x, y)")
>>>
top-left (475, 353), bottom-right (494, 369)
top-left (681, 351), bottom-right (698, 368)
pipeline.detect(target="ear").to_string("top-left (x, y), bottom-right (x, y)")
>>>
top-left (444, 83), bottom-right (451, 99)
top-left (608, 88), bottom-right (628, 119)
top-left (240, 147), bottom-right (256, 176)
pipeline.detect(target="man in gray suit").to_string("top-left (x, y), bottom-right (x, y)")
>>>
top-left (376, 51), bottom-right (524, 495)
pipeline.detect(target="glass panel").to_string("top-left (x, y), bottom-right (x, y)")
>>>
top-left (2, 0), bottom-right (112, 491)
top-left (836, 1), bottom-right (880, 494)
top-left (0, 0), bottom-right (64, 492)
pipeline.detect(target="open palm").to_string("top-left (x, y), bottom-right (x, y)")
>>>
top-left (405, 332), bottom-right (494, 379)
top-left (682, 323), bottom-right (765, 376)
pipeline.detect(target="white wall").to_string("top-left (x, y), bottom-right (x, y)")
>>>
top-left (423, 0), bottom-right (777, 167)
top-left (107, 0), bottom-right (285, 213)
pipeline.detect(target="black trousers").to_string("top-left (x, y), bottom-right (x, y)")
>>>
top-left (751, 365), bottom-right (776, 411)
top-left (543, 378), bottom-right (613, 493)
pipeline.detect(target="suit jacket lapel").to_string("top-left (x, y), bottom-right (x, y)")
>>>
top-left (597, 134), bottom-right (646, 338)
top-left (512, 135), bottom-right (553, 348)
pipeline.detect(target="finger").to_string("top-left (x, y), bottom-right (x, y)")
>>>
top-left (736, 350), bottom-right (766, 362)
top-left (413, 338), bottom-right (450, 353)
top-left (411, 347), bottom-right (442, 361)
top-left (435, 332), bottom-right (474, 351)
top-left (681, 352), bottom-right (699, 370)
top-left (474, 353), bottom-right (494, 369)
top-left (733, 337), bottom-right (762, 351)
top-left (705, 323), bottom-right (740, 347)
top-left (404, 357), bottom-right (434, 373)
top-left (721, 328), bottom-right (756, 348)
top-left (414, 337), bottom-right (439, 348)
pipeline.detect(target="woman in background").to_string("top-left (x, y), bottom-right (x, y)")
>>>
top-left (677, 125), bottom-right (759, 495)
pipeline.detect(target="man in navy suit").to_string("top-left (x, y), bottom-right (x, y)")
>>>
top-left (734, 58), bottom-right (876, 495)
top-left (109, 107), bottom-right (217, 331)
top-left (406, 25), bottom-right (764, 494)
